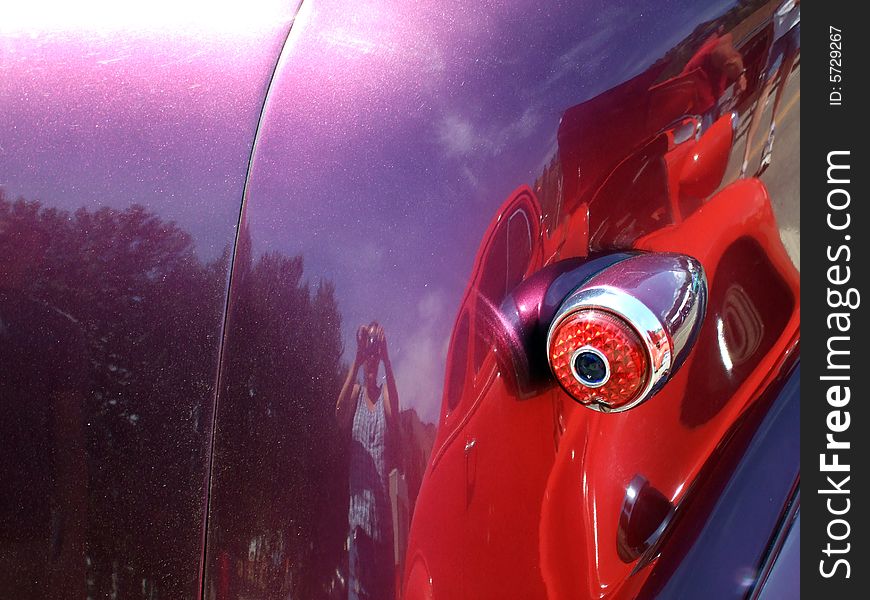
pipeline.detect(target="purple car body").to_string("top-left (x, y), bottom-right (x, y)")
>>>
top-left (1, 1), bottom-right (799, 598)
top-left (2, 4), bottom-right (297, 596)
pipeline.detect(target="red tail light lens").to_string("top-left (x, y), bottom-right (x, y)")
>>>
top-left (549, 309), bottom-right (649, 411)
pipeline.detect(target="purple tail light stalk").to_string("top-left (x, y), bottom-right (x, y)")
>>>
top-left (495, 253), bottom-right (706, 409)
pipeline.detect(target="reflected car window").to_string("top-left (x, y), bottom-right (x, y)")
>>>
top-left (445, 311), bottom-right (470, 413)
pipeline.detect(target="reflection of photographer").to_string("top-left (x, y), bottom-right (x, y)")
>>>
top-left (335, 322), bottom-right (398, 600)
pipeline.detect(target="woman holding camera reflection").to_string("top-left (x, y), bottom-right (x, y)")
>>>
top-left (336, 322), bottom-right (398, 600)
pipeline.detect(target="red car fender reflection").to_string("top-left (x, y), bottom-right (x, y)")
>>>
top-left (538, 178), bottom-right (799, 599)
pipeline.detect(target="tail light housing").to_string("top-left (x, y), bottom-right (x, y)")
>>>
top-left (547, 253), bottom-right (706, 412)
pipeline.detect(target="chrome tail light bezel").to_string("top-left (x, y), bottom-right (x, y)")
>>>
top-left (546, 253), bottom-right (707, 412)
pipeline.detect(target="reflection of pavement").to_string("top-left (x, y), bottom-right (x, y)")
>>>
top-left (726, 66), bottom-right (801, 271)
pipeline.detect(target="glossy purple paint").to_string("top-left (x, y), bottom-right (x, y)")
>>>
top-left (203, 0), bottom-right (799, 598)
top-left (2, 0), bottom-right (800, 598)
top-left (1, 4), bottom-right (297, 597)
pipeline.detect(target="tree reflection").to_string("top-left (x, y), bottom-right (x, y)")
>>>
top-left (0, 191), bottom-right (437, 599)
top-left (203, 221), bottom-right (439, 599)
top-left (0, 190), bottom-right (389, 598)
top-left (208, 223), bottom-right (350, 599)
top-left (1, 192), bottom-right (218, 598)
